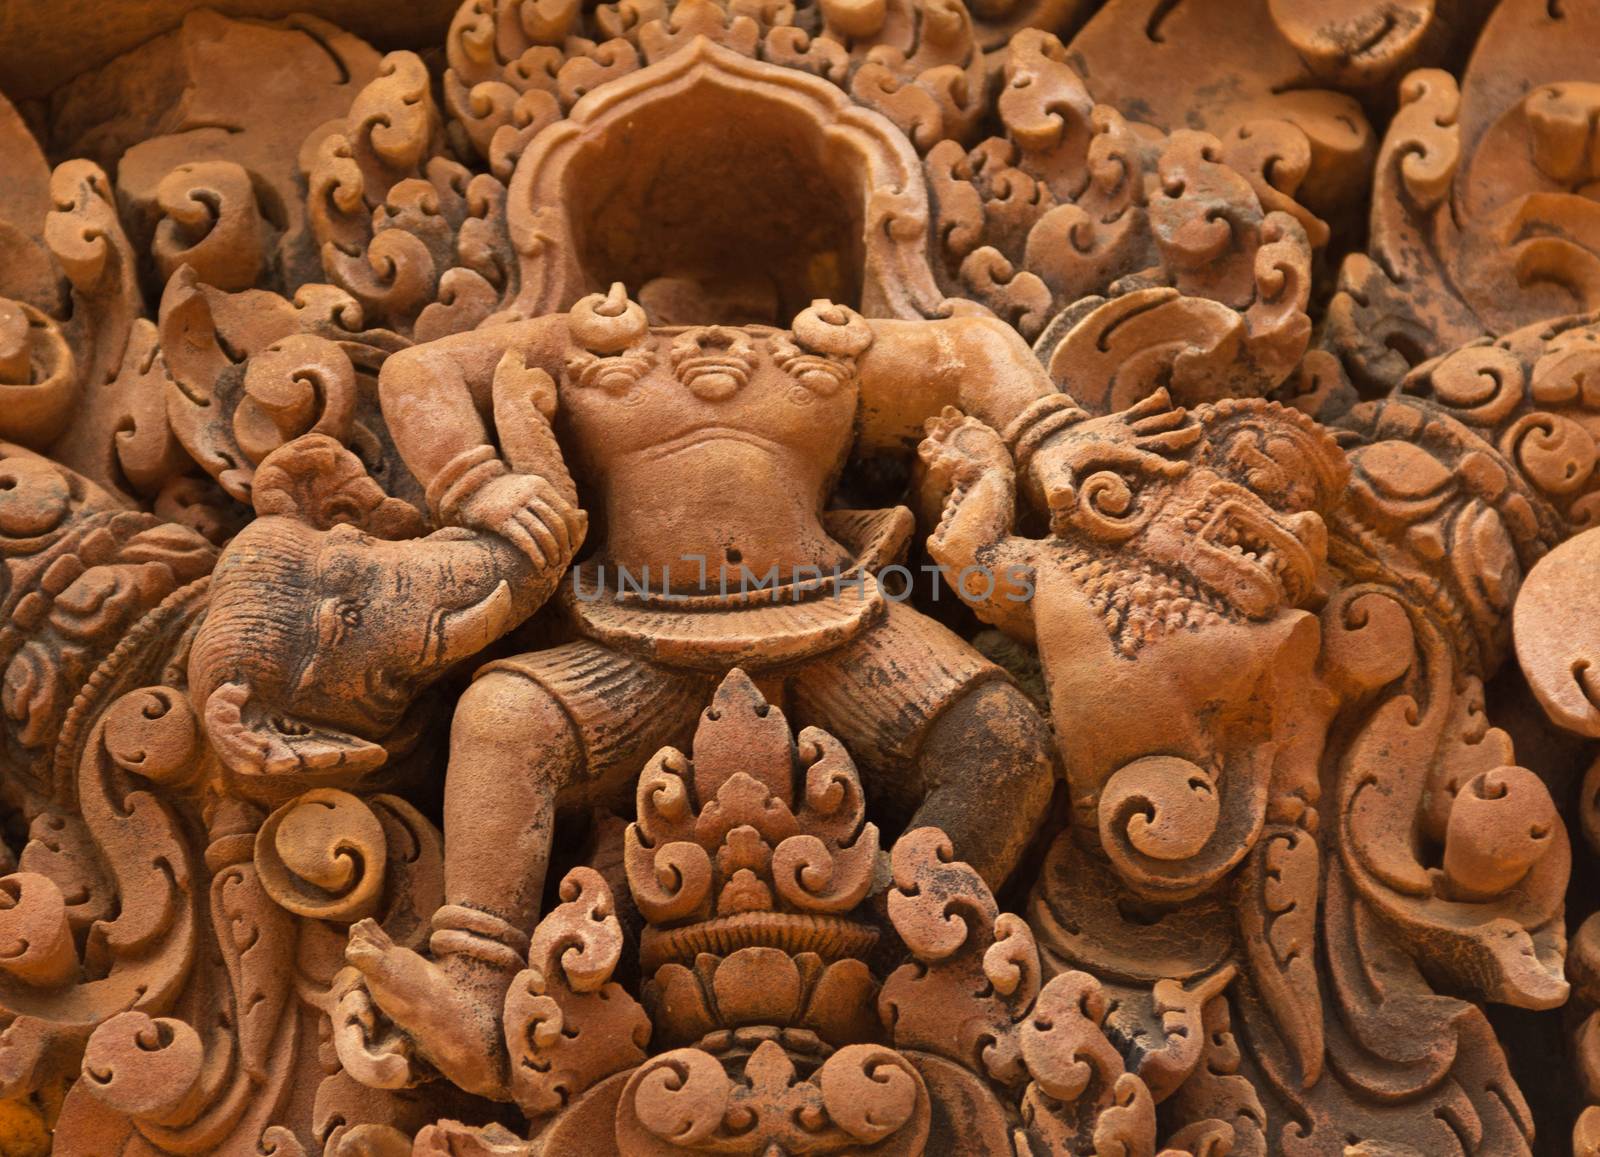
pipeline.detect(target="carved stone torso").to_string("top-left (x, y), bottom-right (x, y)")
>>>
top-left (561, 322), bottom-right (861, 585)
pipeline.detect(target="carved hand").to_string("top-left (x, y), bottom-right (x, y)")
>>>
top-left (917, 408), bottom-right (1034, 637)
top-left (1020, 433), bottom-right (1080, 535)
top-left (917, 408), bottom-right (1017, 553)
top-left (453, 471), bottom-right (588, 572)
top-left (918, 406), bottom-right (1014, 494)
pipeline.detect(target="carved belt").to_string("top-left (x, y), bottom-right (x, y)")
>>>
top-left (559, 506), bottom-right (914, 670)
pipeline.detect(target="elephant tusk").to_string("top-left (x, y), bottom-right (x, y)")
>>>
top-left (432, 579), bottom-right (515, 668)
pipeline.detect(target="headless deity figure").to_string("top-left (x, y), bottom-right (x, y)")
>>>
top-left (346, 286), bottom-right (1067, 1097)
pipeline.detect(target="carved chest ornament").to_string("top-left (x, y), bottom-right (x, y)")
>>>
top-left (1, 1), bottom-right (1600, 1155)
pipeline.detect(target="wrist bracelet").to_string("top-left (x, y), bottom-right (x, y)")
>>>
top-left (1003, 394), bottom-right (1088, 476)
top-left (426, 444), bottom-right (505, 523)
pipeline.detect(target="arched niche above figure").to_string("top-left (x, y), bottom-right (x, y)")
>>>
top-left (506, 36), bottom-right (955, 325)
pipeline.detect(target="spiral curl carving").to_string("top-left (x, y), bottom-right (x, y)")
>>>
top-left (254, 789), bottom-right (388, 922)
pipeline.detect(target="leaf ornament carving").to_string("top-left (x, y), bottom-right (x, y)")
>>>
top-left (924, 29), bottom-right (1317, 409)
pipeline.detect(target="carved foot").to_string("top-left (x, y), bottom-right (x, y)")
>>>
top-left (346, 919), bottom-right (513, 1101)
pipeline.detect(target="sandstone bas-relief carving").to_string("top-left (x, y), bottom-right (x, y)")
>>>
top-left (0, 1), bottom-right (1598, 1154)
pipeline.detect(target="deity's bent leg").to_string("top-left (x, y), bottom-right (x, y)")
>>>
top-left (444, 639), bottom-right (714, 924)
top-left (791, 601), bottom-right (1058, 890)
top-left (909, 678), bottom-right (1057, 889)
top-left (349, 641), bottom-right (707, 1098)
top-left (440, 669), bottom-right (582, 933)
top-left (347, 669), bottom-right (583, 1100)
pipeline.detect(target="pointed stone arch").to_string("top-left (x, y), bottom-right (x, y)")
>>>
top-left (506, 35), bottom-right (951, 323)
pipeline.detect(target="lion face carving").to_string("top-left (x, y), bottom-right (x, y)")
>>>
top-left (1033, 390), bottom-right (1345, 652)
top-left (922, 390), bottom-right (1348, 902)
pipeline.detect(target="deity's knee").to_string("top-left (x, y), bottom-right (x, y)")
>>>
top-left (449, 669), bottom-right (582, 794)
top-left (915, 678), bottom-right (1057, 888)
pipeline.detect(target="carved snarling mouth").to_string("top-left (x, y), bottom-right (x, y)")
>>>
top-left (1190, 492), bottom-right (1316, 618)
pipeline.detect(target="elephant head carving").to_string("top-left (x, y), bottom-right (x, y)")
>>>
top-left (189, 434), bottom-right (546, 794)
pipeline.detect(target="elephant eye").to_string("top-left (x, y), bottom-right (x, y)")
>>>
top-left (340, 605), bottom-right (363, 629)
